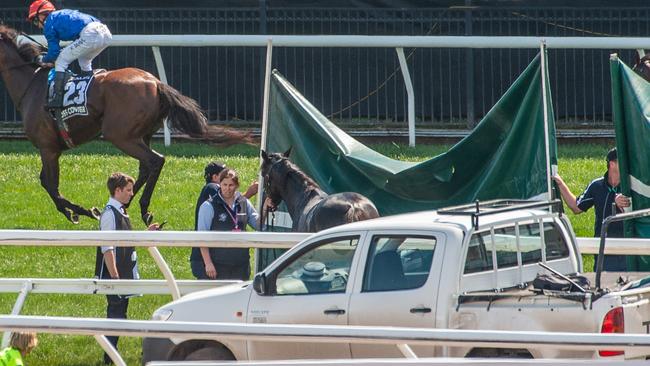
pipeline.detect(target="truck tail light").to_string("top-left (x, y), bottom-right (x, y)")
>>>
top-left (599, 307), bottom-right (624, 357)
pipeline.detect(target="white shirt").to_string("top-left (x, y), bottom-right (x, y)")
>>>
top-left (99, 197), bottom-right (127, 253)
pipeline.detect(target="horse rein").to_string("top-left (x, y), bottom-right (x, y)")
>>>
top-left (0, 62), bottom-right (43, 111)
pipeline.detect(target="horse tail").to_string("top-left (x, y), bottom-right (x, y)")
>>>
top-left (157, 83), bottom-right (253, 145)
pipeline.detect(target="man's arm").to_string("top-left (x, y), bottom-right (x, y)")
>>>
top-left (99, 209), bottom-right (119, 278)
top-left (197, 202), bottom-right (217, 279)
top-left (42, 22), bottom-right (61, 63)
top-left (103, 250), bottom-right (120, 279)
top-left (553, 175), bottom-right (583, 214)
top-left (243, 181), bottom-right (258, 200)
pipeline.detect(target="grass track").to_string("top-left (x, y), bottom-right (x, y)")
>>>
top-left (0, 140), bottom-right (610, 365)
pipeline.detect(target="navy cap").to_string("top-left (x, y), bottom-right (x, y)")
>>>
top-left (606, 148), bottom-right (617, 163)
top-left (204, 161), bottom-right (226, 182)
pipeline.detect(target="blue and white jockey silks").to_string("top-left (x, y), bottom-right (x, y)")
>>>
top-left (42, 9), bottom-right (112, 72)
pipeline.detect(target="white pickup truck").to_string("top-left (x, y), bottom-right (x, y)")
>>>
top-left (142, 200), bottom-right (650, 363)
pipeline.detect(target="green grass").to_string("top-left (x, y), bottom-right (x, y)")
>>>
top-left (0, 140), bottom-right (611, 365)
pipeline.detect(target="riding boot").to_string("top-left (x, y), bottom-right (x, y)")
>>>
top-left (46, 71), bottom-right (68, 109)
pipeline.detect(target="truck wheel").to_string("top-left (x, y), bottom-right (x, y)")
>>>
top-left (169, 341), bottom-right (235, 361)
top-left (186, 345), bottom-right (234, 361)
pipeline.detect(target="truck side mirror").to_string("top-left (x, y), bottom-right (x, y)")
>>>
top-left (253, 273), bottom-right (268, 295)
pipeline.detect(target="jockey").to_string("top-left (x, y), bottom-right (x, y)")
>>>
top-left (27, 0), bottom-right (112, 109)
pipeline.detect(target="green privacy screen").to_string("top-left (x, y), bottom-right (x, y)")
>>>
top-left (610, 56), bottom-right (650, 270)
top-left (258, 53), bottom-right (557, 270)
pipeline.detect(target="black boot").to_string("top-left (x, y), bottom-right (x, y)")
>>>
top-left (46, 71), bottom-right (68, 109)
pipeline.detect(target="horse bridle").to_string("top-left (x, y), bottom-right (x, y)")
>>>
top-left (263, 156), bottom-right (287, 207)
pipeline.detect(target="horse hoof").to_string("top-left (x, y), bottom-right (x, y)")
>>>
top-left (90, 207), bottom-right (101, 220)
top-left (142, 212), bottom-right (153, 226)
top-left (65, 209), bottom-right (80, 224)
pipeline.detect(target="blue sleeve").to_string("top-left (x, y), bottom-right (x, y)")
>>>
top-left (576, 182), bottom-right (596, 212)
top-left (197, 201), bottom-right (214, 231)
top-left (42, 21), bottom-right (60, 62)
top-left (245, 198), bottom-right (259, 231)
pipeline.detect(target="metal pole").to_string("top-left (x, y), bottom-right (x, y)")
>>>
top-left (152, 46), bottom-right (171, 146)
top-left (540, 41), bottom-right (552, 201)
top-left (147, 247), bottom-right (181, 300)
top-left (397, 344), bottom-right (418, 358)
top-left (465, 0), bottom-right (475, 128)
top-left (256, 40), bottom-right (274, 273)
top-left (1, 281), bottom-right (31, 348)
top-left (396, 48), bottom-right (415, 147)
top-left (94, 334), bottom-right (126, 366)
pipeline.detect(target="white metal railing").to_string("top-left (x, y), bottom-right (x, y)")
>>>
top-left (27, 34), bottom-right (647, 147)
top-left (2, 315), bottom-right (650, 365)
top-left (147, 359), bottom-right (645, 366)
top-left (0, 229), bottom-right (642, 254)
top-left (0, 278), bottom-right (233, 295)
top-left (0, 230), bottom-right (649, 364)
top-left (29, 34), bottom-right (650, 49)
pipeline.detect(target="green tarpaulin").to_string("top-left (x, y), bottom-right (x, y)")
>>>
top-left (610, 56), bottom-right (650, 270)
top-left (258, 53), bottom-right (557, 270)
top-left (265, 53), bottom-right (557, 217)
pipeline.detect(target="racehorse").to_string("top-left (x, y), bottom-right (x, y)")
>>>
top-left (0, 25), bottom-right (251, 224)
top-left (260, 148), bottom-right (380, 232)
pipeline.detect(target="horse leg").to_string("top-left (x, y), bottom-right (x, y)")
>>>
top-left (39, 149), bottom-right (100, 223)
top-left (111, 139), bottom-right (165, 225)
top-left (129, 134), bottom-right (154, 206)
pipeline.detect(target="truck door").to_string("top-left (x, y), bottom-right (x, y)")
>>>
top-left (247, 233), bottom-right (365, 360)
top-left (348, 231), bottom-right (443, 358)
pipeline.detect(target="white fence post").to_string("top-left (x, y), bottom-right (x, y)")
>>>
top-left (1, 280), bottom-right (31, 348)
top-left (152, 46), bottom-right (171, 146)
top-left (396, 47), bottom-right (416, 147)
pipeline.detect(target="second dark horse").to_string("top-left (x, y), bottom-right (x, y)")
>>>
top-left (260, 149), bottom-right (380, 232)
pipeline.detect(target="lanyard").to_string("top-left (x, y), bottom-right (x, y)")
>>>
top-left (222, 202), bottom-right (241, 231)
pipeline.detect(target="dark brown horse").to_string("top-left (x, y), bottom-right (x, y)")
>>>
top-left (0, 26), bottom-right (250, 224)
top-left (260, 148), bottom-right (379, 232)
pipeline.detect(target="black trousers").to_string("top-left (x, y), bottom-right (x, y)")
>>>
top-left (104, 295), bottom-right (129, 364)
top-left (191, 260), bottom-right (250, 280)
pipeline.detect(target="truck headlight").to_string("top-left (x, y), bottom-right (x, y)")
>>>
top-left (152, 308), bottom-right (173, 321)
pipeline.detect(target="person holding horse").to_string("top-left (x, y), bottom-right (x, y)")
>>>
top-left (194, 161), bottom-right (258, 230)
top-left (193, 169), bottom-right (259, 281)
top-left (27, 0), bottom-right (112, 109)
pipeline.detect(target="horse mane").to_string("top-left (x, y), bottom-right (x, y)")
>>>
top-left (0, 25), bottom-right (41, 63)
top-left (275, 158), bottom-right (321, 191)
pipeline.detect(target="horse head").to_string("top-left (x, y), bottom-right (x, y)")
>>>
top-left (261, 147), bottom-right (292, 207)
top-left (0, 26), bottom-right (41, 70)
top-left (633, 50), bottom-right (650, 83)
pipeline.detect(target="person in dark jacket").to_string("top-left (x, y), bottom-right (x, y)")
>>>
top-left (97, 172), bottom-right (159, 364)
top-left (194, 161), bottom-right (259, 230)
top-left (193, 169), bottom-right (259, 280)
top-left (553, 147), bottom-right (631, 271)
top-left (27, 0), bottom-right (112, 109)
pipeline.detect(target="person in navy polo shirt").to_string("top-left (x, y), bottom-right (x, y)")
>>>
top-left (553, 148), bottom-right (631, 271)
